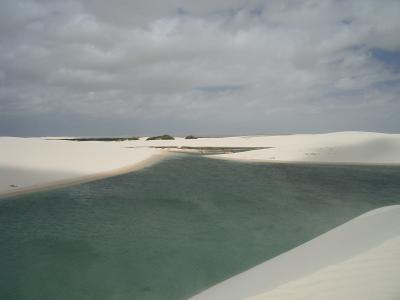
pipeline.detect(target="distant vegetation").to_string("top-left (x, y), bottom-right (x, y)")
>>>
top-left (146, 135), bottom-right (175, 140)
top-left (60, 137), bottom-right (139, 142)
top-left (185, 135), bottom-right (198, 139)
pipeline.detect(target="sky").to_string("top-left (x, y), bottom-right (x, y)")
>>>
top-left (0, 0), bottom-right (400, 137)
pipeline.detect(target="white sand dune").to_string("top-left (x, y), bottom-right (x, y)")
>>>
top-left (0, 137), bottom-right (164, 197)
top-left (212, 132), bottom-right (400, 164)
top-left (248, 235), bottom-right (400, 300)
top-left (1, 131), bottom-right (400, 197)
top-left (141, 132), bottom-right (400, 165)
top-left (190, 205), bottom-right (400, 300)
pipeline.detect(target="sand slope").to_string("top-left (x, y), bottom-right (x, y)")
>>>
top-left (248, 235), bottom-right (400, 300)
top-left (213, 132), bottom-right (400, 164)
top-left (0, 137), bottom-right (164, 197)
top-left (190, 205), bottom-right (400, 300)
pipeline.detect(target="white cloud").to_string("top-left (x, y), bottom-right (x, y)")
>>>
top-left (0, 0), bottom-right (400, 135)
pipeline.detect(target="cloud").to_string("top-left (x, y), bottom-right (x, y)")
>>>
top-left (0, 0), bottom-right (400, 136)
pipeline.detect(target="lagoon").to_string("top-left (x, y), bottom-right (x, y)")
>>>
top-left (1, 155), bottom-right (400, 300)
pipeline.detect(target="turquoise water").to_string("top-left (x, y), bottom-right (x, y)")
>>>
top-left (1, 155), bottom-right (400, 300)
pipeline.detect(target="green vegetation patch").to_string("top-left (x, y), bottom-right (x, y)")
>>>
top-left (146, 135), bottom-right (175, 140)
top-left (59, 137), bottom-right (140, 142)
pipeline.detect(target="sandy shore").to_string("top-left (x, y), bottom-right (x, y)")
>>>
top-left (0, 137), bottom-right (171, 198)
top-left (190, 205), bottom-right (400, 300)
top-left (1, 132), bottom-right (400, 198)
top-left (248, 235), bottom-right (400, 300)
top-left (211, 132), bottom-right (400, 165)
top-left (0, 152), bottom-right (169, 199)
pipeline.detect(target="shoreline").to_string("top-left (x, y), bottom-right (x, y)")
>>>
top-left (0, 151), bottom-right (171, 200)
top-left (190, 205), bottom-right (400, 300)
top-left (1, 131), bottom-right (400, 198)
top-left (209, 155), bottom-right (400, 167)
top-left (2, 150), bottom-right (400, 200)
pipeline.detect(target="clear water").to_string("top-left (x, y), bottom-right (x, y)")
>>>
top-left (1, 155), bottom-right (400, 300)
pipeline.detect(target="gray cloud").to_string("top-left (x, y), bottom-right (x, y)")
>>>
top-left (1, 0), bottom-right (400, 136)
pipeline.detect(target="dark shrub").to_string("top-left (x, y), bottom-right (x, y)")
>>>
top-left (185, 135), bottom-right (198, 139)
top-left (64, 137), bottom-right (139, 142)
top-left (146, 135), bottom-right (175, 140)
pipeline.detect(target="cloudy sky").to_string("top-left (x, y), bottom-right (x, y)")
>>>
top-left (1, 0), bottom-right (399, 136)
